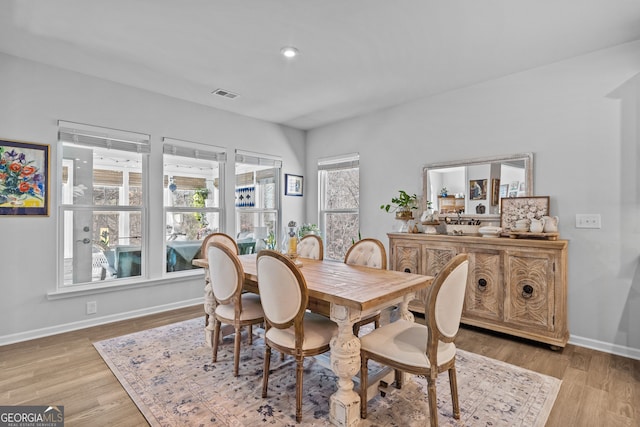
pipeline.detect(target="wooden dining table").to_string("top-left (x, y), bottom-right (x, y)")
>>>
top-left (193, 253), bottom-right (433, 427)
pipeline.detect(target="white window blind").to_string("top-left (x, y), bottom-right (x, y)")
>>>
top-left (318, 153), bottom-right (359, 171)
top-left (235, 150), bottom-right (282, 168)
top-left (163, 138), bottom-right (227, 162)
top-left (58, 120), bottom-right (150, 153)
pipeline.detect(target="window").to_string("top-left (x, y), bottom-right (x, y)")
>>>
top-left (163, 139), bottom-right (226, 273)
top-left (319, 154), bottom-right (360, 260)
top-left (58, 121), bottom-right (150, 286)
top-left (234, 150), bottom-right (281, 255)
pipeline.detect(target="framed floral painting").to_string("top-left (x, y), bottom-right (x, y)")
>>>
top-left (0, 139), bottom-right (50, 216)
top-left (500, 196), bottom-right (549, 231)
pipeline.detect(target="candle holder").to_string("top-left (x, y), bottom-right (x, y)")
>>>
top-left (282, 220), bottom-right (302, 266)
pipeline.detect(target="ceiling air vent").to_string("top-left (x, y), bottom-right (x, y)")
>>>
top-left (212, 88), bottom-right (239, 99)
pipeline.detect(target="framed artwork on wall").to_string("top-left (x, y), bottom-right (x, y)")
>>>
top-left (0, 139), bottom-right (50, 216)
top-left (500, 196), bottom-right (549, 231)
top-left (285, 174), bottom-right (303, 196)
top-left (469, 178), bottom-right (487, 200)
top-left (491, 178), bottom-right (500, 206)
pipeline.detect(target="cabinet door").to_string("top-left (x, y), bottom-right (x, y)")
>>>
top-left (423, 246), bottom-right (456, 276)
top-left (391, 243), bottom-right (423, 312)
top-left (393, 243), bottom-right (421, 274)
top-left (504, 251), bottom-right (555, 331)
top-left (463, 249), bottom-right (502, 321)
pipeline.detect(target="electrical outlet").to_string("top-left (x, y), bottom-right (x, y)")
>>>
top-left (576, 214), bottom-right (601, 229)
top-left (86, 301), bottom-right (97, 315)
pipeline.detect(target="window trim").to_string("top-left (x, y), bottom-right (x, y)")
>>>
top-left (163, 138), bottom-right (227, 275)
top-left (57, 120), bottom-right (150, 288)
top-left (318, 153), bottom-right (360, 261)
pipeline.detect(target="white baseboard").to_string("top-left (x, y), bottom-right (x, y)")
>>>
top-left (569, 334), bottom-right (640, 361)
top-left (0, 298), bottom-right (203, 346)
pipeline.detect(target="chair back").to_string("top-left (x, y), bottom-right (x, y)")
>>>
top-left (344, 238), bottom-right (387, 269)
top-left (207, 242), bottom-right (244, 305)
top-left (297, 234), bottom-right (324, 260)
top-left (201, 232), bottom-right (238, 255)
top-left (257, 250), bottom-right (308, 329)
top-left (426, 254), bottom-right (469, 343)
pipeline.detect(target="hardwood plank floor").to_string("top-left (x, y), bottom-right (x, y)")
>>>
top-left (1, 305), bottom-right (638, 426)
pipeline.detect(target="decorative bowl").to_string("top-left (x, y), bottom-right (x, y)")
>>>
top-left (478, 226), bottom-right (502, 237)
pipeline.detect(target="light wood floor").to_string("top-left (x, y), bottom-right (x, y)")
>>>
top-left (1, 305), bottom-right (638, 426)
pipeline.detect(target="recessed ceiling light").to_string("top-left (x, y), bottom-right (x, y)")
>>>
top-left (280, 46), bottom-right (299, 59)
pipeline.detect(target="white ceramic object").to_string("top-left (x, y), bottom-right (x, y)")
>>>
top-left (478, 226), bottom-right (502, 237)
top-left (530, 218), bottom-right (545, 233)
top-left (542, 215), bottom-right (559, 232)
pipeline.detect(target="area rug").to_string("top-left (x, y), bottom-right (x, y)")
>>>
top-left (93, 318), bottom-right (561, 426)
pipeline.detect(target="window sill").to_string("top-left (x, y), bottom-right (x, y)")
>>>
top-left (47, 270), bottom-right (204, 300)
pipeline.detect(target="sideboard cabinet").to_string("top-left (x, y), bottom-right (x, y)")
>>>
top-left (388, 233), bottom-right (569, 348)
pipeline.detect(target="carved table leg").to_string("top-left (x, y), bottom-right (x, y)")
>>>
top-left (203, 274), bottom-right (217, 347)
top-left (329, 304), bottom-right (361, 427)
top-left (398, 292), bottom-right (415, 322)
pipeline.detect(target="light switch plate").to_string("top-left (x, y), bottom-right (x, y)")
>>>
top-left (576, 214), bottom-right (601, 229)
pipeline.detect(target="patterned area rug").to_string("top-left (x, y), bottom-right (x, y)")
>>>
top-left (94, 318), bottom-right (560, 426)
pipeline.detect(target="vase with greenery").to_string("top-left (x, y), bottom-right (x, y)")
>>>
top-left (380, 190), bottom-right (419, 220)
top-left (298, 223), bottom-right (321, 239)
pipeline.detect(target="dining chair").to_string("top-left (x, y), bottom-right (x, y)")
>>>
top-left (201, 233), bottom-right (239, 335)
top-left (256, 250), bottom-right (338, 423)
top-left (296, 234), bottom-right (324, 260)
top-left (207, 242), bottom-right (264, 377)
top-left (358, 253), bottom-right (469, 426)
top-left (344, 238), bottom-right (387, 335)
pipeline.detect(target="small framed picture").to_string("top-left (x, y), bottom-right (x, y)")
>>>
top-left (285, 174), bottom-right (303, 197)
top-left (491, 178), bottom-right (500, 206)
top-left (469, 179), bottom-right (487, 200)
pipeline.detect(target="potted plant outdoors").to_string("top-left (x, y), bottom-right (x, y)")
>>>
top-left (380, 190), bottom-right (419, 220)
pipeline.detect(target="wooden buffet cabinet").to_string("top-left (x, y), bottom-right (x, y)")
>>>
top-left (388, 233), bottom-right (569, 348)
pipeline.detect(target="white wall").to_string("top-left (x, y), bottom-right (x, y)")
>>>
top-left (0, 53), bottom-right (305, 343)
top-left (306, 41), bottom-right (640, 359)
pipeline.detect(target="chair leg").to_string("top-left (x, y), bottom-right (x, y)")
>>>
top-left (427, 375), bottom-right (438, 427)
top-left (262, 346), bottom-right (271, 398)
top-left (360, 354), bottom-right (369, 419)
top-left (394, 369), bottom-right (403, 389)
top-left (248, 324), bottom-right (253, 345)
top-left (233, 325), bottom-right (241, 376)
top-left (296, 356), bottom-right (304, 423)
top-left (212, 319), bottom-right (221, 363)
top-left (448, 366), bottom-right (460, 420)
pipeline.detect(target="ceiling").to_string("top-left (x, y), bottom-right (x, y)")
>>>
top-left (2, 1), bottom-right (640, 130)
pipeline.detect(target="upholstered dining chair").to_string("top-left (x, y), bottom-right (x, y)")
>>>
top-left (256, 250), bottom-right (338, 423)
top-left (207, 242), bottom-right (264, 377)
top-left (344, 238), bottom-right (387, 335)
top-left (358, 253), bottom-right (470, 427)
top-left (201, 233), bottom-right (239, 335)
top-left (296, 234), bottom-right (324, 260)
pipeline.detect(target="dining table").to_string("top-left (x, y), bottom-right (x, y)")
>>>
top-left (193, 253), bottom-right (433, 427)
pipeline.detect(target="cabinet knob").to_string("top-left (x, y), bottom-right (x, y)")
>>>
top-left (404, 268), bottom-right (411, 273)
top-left (477, 278), bottom-right (487, 291)
top-left (522, 284), bottom-right (534, 299)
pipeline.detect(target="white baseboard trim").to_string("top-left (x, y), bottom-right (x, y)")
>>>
top-left (0, 298), bottom-right (203, 346)
top-left (569, 334), bottom-right (640, 361)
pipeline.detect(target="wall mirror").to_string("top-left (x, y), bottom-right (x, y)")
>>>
top-left (422, 153), bottom-right (533, 219)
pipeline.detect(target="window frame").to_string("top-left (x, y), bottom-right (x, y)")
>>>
top-left (318, 153), bottom-right (360, 261)
top-left (162, 138), bottom-right (227, 275)
top-left (57, 120), bottom-right (150, 288)
top-left (234, 150), bottom-right (282, 252)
